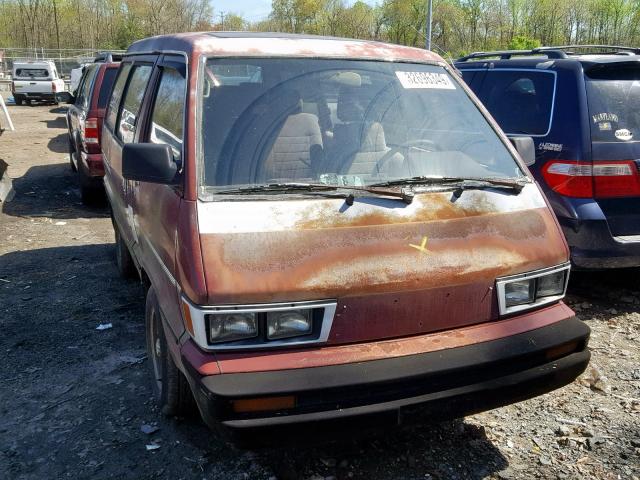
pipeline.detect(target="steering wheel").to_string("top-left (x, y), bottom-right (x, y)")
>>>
top-left (374, 139), bottom-right (441, 174)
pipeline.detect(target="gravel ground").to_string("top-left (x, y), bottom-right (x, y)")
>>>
top-left (0, 101), bottom-right (639, 480)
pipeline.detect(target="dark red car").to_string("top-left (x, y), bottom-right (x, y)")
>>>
top-left (66, 61), bottom-right (119, 203)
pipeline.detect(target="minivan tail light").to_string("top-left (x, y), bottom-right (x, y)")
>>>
top-left (83, 118), bottom-right (99, 144)
top-left (542, 160), bottom-right (640, 198)
top-left (541, 160), bottom-right (593, 197)
top-left (52, 81), bottom-right (57, 93)
top-left (593, 161), bottom-right (640, 198)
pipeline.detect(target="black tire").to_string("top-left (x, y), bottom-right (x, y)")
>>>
top-left (80, 182), bottom-right (103, 205)
top-left (15, 97), bottom-right (23, 106)
top-left (145, 287), bottom-right (196, 417)
top-left (114, 224), bottom-right (136, 279)
top-left (26, 99), bottom-right (32, 106)
top-left (69, 142), bottom-right (77, 172)
top-left (78, 166), bottom-right (105, 206)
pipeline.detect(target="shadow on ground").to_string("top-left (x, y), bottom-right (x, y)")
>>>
top-left (47, 132), bottom-right (70, 154)
top-left (1, 162), bottom-right (108, 219)
top-left (42, 116), bottom-right (67, 129)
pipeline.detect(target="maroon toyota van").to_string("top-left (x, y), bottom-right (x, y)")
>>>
top-left (101, 32), bottom-right (590, 437)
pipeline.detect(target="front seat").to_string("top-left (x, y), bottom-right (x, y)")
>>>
top-left (263, 90), bottom-right (323, 181)
top-left (332, 87), bottom-right (404, 179)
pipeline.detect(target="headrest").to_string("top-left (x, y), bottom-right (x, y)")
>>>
top-left (277, 88), bottom-right (303, 114)
top-left (337, 86), bottom-right (364, 122)
top-left (360, 122), bottom-right (387, 152)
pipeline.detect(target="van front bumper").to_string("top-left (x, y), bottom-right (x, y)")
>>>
top-left (182, 316), bottom-right (590, 431)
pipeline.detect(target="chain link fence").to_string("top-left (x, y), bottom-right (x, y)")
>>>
top-left (0, 47), bottom-right (125, 92)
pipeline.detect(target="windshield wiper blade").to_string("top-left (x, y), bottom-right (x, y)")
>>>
top-left (214, 183), bottom-right (337, 194)
top-left (371, 176), bottom-right (527, 192)
top-left (214, 182), bottom-right (415, 204)
top-left (447, 179), bottom-right (526, 198)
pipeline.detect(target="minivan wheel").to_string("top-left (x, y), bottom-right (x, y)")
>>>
top-left (15, 97), bottom-right (23, 106)
top-left (145, 287), bottom-right (196, 417)
top-left (114, 226), bottom-right (136, 279)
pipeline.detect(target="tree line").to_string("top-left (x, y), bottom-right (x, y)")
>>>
top-left (1, 0), bottom-right (639, 56)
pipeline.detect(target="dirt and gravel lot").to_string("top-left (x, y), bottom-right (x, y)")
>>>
top-left (0, 101), bottom-right (639, 480)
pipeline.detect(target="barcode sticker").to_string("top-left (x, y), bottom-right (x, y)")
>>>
top-left (395, 71), bottom-right (456, 90)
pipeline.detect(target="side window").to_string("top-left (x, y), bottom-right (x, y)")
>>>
top-left (148, 66), bottom-right (186, 164)
top-left (117, 65), bottom-right (153, 143)
top-left (105, 64), bottom-right (132, 131)
top-left (75, 66), bottom-right (97, 110)
top-left (478, 70), bottom-right (555, 136)
top-left (97, 68), bottom-right (118, 109)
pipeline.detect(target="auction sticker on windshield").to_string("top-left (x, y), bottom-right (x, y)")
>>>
top-left (395, 71), bottom-right (456, 90)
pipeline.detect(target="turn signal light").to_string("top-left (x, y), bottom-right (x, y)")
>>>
top-left (232, 396), bottom-right (296, 413)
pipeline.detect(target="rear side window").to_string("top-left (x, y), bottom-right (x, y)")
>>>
top-left (105, 64), bottom-right (132, 130)
top-left (76, 65), bottom-right (98, 110)
top-left (478, 70), bottom-right (555, 136)
top-left (97, 68), bottom-right (118, 109)
top-left (149, 67), bottom-right (186, 164)
top-left (117, 65), bottom-right (153, 143)
top-left (586, 64), bottom-right (640, 143)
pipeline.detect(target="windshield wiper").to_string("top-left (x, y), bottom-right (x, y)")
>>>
top-left (213, 182), bottom-right (415, 204)
top-left (370, 176), bottom-right (528, 196)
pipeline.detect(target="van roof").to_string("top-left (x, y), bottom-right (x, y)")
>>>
top-left (126, 31), bottom-right (443, 64)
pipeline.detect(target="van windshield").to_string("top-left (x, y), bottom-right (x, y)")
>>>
top-left (586, 64), bottom-right (640, 143)
top-left (200, 58), bottom-right (523, 191)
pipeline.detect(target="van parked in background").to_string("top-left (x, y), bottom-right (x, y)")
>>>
top-left (103, 33), bottom-right (590, 439)
top-left (11, 60), bottom-right (65, 106)
top-left (66, 60), bottom-right (120, 203)
top-left (456, 46), bottom-right (640, 269)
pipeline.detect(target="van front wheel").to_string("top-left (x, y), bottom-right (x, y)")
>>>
top-left (145, 287), bottom-right (196, 417)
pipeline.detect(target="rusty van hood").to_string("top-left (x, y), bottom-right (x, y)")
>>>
top-left (195, 184), bottom-right (569, 343)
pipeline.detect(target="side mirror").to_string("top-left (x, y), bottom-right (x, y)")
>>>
top-left (122, 143), bottom-right (178, 184)
top-left (509, 136), bottom-right (536, 167)
top-left (56, 92), bottom-right (73, 104)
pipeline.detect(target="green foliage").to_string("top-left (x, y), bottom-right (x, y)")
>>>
top-left (508, 35), bottom-right (542, 50)
top-left (1, 0), bottom-right (639, 55)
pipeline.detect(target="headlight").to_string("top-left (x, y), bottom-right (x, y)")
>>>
top-left (497, 264), bottom-right (570, 315)
top-left (536, 270), bottom-right (566, 298)
top-left (504, 279), bottom-right (535, 307)
top-left (182, 298), bottom-right (337, 350)
top-left (208, 313), bottom-right (257, 343)
top-left (267, 310), bottom-right (312, 340)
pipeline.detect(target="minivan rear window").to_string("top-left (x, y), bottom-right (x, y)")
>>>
top-left (478, 70), bottom-right (555, 136)
top-left (97, 68), bottom-right (118, 109)
top-left (200, 58), bottom-right (523, 190)
top-left (586, 64), bottom-right (640, 143)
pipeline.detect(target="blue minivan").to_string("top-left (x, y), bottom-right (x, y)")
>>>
top-left (456, 46), bottom-right (640, 269)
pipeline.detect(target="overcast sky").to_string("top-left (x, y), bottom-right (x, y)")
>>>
top-left (211, 0), bottom-right (380, 22)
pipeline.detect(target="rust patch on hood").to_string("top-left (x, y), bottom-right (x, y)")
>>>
top-left (196, 189), bottom-right (568, 344)
top-left (199, 207), bottom-right (565, 300)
